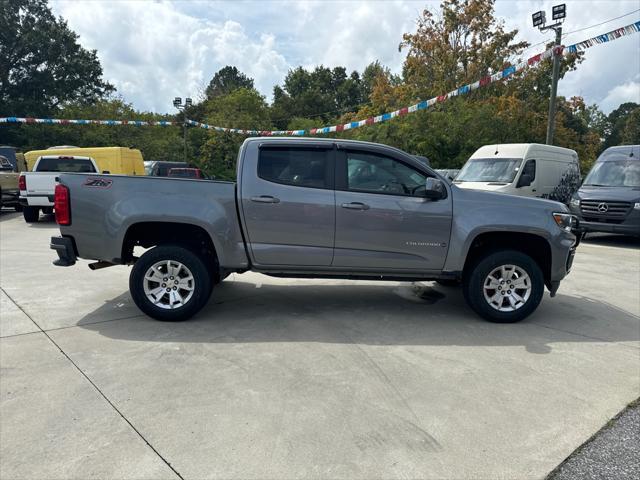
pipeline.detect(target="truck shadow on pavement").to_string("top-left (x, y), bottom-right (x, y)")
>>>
top-left (78, 279), bottom-right (640, 354)
top-left (582, 233), bottom-right (639, 250)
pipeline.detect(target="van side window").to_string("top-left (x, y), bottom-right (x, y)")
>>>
top-left (258, 147), bottom-right (329, 189)
top-left (522, 159), bottom-right (536, 181)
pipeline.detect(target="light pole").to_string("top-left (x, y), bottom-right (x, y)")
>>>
top-left (173, 96), bottom-right (192, 163)
top-left (532, 4), bottom-right (566, 145)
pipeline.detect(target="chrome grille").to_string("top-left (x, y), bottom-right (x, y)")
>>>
top-left (580, 200), bottom-right (631, 218)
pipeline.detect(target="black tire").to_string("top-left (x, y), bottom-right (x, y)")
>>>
top-left (436, 278), bottom-right (460, 287)
top-left (463, 250), bottom-right (544, 323)
top-left (129, 245), bottom-right (212, 322)
top-left (23, 206), bottom-right (39, 223)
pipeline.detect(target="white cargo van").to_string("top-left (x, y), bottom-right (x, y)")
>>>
top-left (454, 143), bottom-right (580, 203)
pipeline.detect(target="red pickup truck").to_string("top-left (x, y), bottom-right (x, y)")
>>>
top-left (168, 168), bottom-right (203, 179)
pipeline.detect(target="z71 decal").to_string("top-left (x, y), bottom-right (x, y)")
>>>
top-left (83, 178), bottom-right (113, 188)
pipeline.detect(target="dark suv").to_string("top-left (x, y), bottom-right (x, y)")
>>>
top-left (569, 145), bottom-right (640, 236)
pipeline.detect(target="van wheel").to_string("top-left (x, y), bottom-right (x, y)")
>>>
top-left (463, 250), bottom-right (544, 323)
top-left (23, 206), bottom-right (39, 223)
top-left (129, 245), bottom-right (212, 322)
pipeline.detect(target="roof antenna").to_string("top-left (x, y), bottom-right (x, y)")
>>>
top-left (494, 145), bottom-right (499, 155)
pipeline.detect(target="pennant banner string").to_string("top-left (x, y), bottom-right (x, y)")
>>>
top-left (2, 20), bottom-right (638, 134)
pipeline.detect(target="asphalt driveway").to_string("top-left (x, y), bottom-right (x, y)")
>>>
top-left (1, 210), bottom-right (639, 479)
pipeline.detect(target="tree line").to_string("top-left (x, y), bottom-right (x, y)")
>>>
top-left (1, 0), bottom-right (638, 180)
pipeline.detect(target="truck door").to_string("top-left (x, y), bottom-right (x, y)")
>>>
top-left (333, 148), bottom-right (452, 271)
top-left (239, 144), bottom-right (335, 266)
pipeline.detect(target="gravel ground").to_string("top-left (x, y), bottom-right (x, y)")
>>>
top-left (548, 400), bottom-right (640, 480)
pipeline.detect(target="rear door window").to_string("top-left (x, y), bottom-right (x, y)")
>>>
top-left (258, 147), bottom-right (331, 189)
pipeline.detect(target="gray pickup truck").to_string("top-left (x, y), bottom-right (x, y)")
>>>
top-left (51, 137), bottom-right (579, 323)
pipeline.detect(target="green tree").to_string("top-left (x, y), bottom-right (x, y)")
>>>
top-left (271, 65), bottom-right (367, 129)
top-left (198, 88), bottom-right (272, 179)
top-left (400, 0), bottom-right (527, 99)
top-left (205, 66), bottom-right (254, 99)
top-left (0, 0), bottom-right (114, 116)
top-left (620, 107), bottom-right (640, 145)
top-left (604, 102), bottom-right (639, 149)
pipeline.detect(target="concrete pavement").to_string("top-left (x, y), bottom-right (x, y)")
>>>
top-left (1, 211), bottom-right (639, 479)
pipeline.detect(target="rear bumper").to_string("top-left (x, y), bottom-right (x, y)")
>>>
top-left (20, 195), bottom-right (54, 207)
top-left (50, 236), bottom-right (77, 266)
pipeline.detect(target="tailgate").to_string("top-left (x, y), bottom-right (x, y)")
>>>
top-left (24, 172), bottom-right (57, 195)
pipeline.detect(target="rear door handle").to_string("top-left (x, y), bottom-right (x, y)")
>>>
top-left (341, 202), bottom-right (370, 210)
top-left (251, 195), bottom-right (280, 204)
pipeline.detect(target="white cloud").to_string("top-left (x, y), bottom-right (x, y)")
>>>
top-left (599, 81), bottom-right (640, 113)
top-left (51, 0), bottom-right (640, 115)
top-left (52, 0), bottom-right (289, 111)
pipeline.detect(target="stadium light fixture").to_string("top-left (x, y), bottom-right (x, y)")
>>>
top-left (173, 97), bottom-right (182, 108)
top-left (552, 4), bottom-right (566, 21)
top-left (532, 10), bottom-right (546, 28)
top-left (185, 97), bottom-right (193, 107)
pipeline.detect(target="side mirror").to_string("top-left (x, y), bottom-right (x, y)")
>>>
top-left (424, 177), bottom-right (446, 200)
top-left (102, 170), bottom-right (110, 174)
top-left (517, 173), bottom-right (532, 187)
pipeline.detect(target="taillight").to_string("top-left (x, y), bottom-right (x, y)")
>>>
top-left (54, 184), bottom-right (71, 225)
top-left (18, 174), bottom-right (26, 191)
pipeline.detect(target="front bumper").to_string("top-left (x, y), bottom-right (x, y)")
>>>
top-left (577, 220), bottom-right (639, 235)
top-left (50, 236), bottom-right (77, 266)
top-left (569, 204), bottom-right (640, 236)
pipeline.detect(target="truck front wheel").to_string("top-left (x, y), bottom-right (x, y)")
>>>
top-left (129, 245), bottom-right (212, 322)
top-left (463, 250), bottom-right (544, 323)
top-left (23, 206), bottom-right (39, 223)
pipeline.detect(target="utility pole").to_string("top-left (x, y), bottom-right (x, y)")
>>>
top-left (532, 4), bottom-right (567, 145)
top-left (545, 26), bottom-right (563, 145)
top-left (172, 97), bottom-right (193, 163)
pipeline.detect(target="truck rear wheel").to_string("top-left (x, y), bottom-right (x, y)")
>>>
top-left (23, 206), bottom-right (39, 223)
top-left (129, 245), bottom-right (212, 322)
top-left (463, 250), bottom-right (544, 323)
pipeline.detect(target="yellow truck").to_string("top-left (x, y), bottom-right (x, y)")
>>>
top-left (24, 147), bottom-right (145, 175)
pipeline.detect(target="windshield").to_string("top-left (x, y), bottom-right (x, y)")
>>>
top-left (583, 160), bottom-right (640, 187)
top-left (456, 157), bottom-right (522, 183)
top-left (36, 157), bottom-right (96, 173)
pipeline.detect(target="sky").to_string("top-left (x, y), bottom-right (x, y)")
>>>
top-left (50, 0), bottom-right (640, 116)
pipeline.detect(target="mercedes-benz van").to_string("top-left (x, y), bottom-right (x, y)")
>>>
top-left (569, 145), bottom-right (639, 235)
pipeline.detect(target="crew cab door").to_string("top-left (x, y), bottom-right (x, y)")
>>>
top-left (333, 148), bottom-right (452, 271)
top-left (239, 143), bottom-right (335, 266)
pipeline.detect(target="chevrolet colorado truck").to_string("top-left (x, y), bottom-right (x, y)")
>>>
top-left (50, 137), bottom-right (579, 323)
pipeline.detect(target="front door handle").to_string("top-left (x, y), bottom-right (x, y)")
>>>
top-left (251, 195), bottom-right (280, 204)
top-left (341, 202), bottom-right (370, 210)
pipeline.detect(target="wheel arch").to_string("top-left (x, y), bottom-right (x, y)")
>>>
top-left (462, 231), bottom-right (553, 288)
top-left (121, 221), bottom-right (219, 272)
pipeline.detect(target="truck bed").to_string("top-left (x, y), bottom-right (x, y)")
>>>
top-left (57, 174), bottom-right (249, 268)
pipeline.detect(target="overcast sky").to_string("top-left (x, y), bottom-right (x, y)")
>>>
top-left (51, 0), bottom-right (640, 116)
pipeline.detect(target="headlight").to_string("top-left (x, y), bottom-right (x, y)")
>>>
top-left (553, 212), bottom-right (577, 232)
top-left (569, 198), bottom-right (580, 207)
top-left (634, 202), bottom-right (640, 210)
